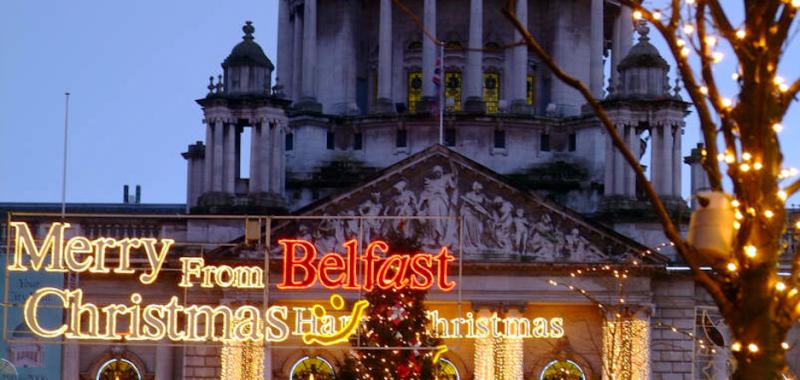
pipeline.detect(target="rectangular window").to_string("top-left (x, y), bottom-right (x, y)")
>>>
top-left (483, 72), bottom-right (500, 114)
top-left (407, 71), bottom-right (423, 113)
top-left (527, 75), bottom-right (535, 105)
top-left (285, 133), bottom-right (294, 151)
top-left (569, 133), bottom-right (577, 151)
top-left (396, 129), bottom-right (408, 148)
top-left (444, 128), bottom-right (456, 147)
top-left (354, 132), bottom-right (363, 150)
top-left (494, 129), bottom-right (506, 149)
top-left (327, 131), bottom-right (335, 150)
top-left (541, 133), bottom-right (551, 152)
top-left (445, 71), bottom-right (462, 111)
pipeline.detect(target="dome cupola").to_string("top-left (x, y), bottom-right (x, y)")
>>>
top-left (612, 22), bottom-right (672, 100)
top-left (222, 21), bottom-right (274, 96)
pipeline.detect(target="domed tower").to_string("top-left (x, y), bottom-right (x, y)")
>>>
top-left (183, 21), bottom-right (291, 214)
top-left (223, 21), bottom-right (275, 96)
top-left (602, 22), bottom-right (689, 205)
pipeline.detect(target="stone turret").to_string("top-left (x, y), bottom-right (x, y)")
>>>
top-left (184, 22), bottom-right (291, 214)
top-left (611, 23), bottom-right (672, 100)
top-left (222, 21), bottom-right (274, 96)
top-left (601, 21), bottom-right (689, 213)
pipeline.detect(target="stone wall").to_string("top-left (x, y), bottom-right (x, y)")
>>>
top-left (183, 346), bottom-right (221, 380)
top-left (650, 278), bottom-right (698, 380)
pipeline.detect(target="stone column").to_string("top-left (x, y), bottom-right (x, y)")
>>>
top-left (213, 119), bottom-right (224, 192)
top-left (422, 0), bottom-right (437, 99)
top-left (376, 0), bottom-right (394, 113)
top-left (278, 122), bottom-right (286, 194)
top-left (298, 0), bottom-right (322, 111)
top-left (260, 121), bottom-right (273, 192)
top-left (203, 121), bottom-right (214, 192)
top-left (613, 125), bottom-right (626, 195)
top-left (291, 5), bottom-right (304, 102)
top-left (650, 126), bottom-right (663, 194)
top-left (155, 343), bottom-right (174, 379)
top-left (464, 0), bottom-right (485, 112)
top-left (224, 123), bottom-right (237, 194)
top-left (662, 125), bottom-right (674, 196)
top-left (262, 344), bottom-right (272, 379)
top-left (625, 124), bottom-right (640, 197)
top-left (271, 121), bottom-right (284, 194)
top-left (473, 309), bottom-right (495, 380)
top-left (337, 1), bottom-right (358, 114)
top-left (604, 129), bottom-right (616, 196)
top-left (672, 125), bottom-right (682, 197)
top-left (611, 6), bottom-right (634, 89)
top-left (249, 124), bottom-right (261, 193)
top-left (685, 143), bottom-right (710, 207)
top-left (277, 0), bottom-right (292, 97)
top-left (590, 0), bottom-right (604, 98)
top-left (510, 0), bottom-right (528, 112)
top-left (61, 342), bottom-right (80, 379)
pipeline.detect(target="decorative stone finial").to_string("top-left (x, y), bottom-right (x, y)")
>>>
top-left (216, 74), bottom-right (223, 93)
top-left (636, 20), bottom-right (650, 43)
top-left (243, 21), bottom-right (255, 41)
top-left (207, 76), bottom-right (215, 95)
top-left (673, 78), bottom-right (683, 96)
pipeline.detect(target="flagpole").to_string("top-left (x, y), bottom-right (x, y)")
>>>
top-left (61, 92), bottom-right (70, 219)
top-left (438, 42), bottom-right (444, 145)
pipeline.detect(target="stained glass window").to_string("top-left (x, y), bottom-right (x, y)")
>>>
top-left (445, 71), bottom-right (462, 111)
top-left (527, 74), bottom-right (535, 105)
top-left (435, 358), bottom-right (460, 380)
top-left (483, 72), bottom-right (500, 114)
top-left (96, 359), bottom-right (141, 380)
top-left (407, 71), bottom-right (423, 113)
top-left (540, 360), bottom-right (585, 380)
top-left (290, 356), bottom-right (335, 380)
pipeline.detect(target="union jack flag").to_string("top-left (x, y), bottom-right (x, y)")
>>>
top-left (433, 57), bottom-right (442, 88)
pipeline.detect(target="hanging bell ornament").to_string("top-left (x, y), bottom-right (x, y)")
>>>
top-left (687, 191), bottom-right (735, 262)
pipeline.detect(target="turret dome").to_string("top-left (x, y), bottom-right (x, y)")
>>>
top-left (611, 22), bottom-right (672, 100)
top-left (221, 21), bottom-right (274, 96)
top-left (223, 21), bottom-right (274, 70)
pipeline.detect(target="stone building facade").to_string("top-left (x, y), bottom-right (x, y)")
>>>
top-left (6, 1), bottom-right (800, 380)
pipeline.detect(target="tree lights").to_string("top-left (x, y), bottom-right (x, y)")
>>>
top-left (503, 0), bottom-right (800, 377)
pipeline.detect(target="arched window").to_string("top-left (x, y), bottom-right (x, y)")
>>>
top-left (435, 358), bottom-right (460, 380)
top-left (444, 71), bottom-right (462, 111)
top-left (540, 359), bottom-right (585, 380)
top-left (96, 358), bottom-right (141, 380)
top-left (407, 70), bottom-right (423, 113)
top-left (0, 358), bottom-right (18, 380)
top-left (290, 356), bottom-right (335, 380)
top-left (483, 72), bottom-right (500, 114)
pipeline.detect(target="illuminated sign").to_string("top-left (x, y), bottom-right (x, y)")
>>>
top-left (428, 311), bottom-right (564, 339)
top-left (7, 221), bottom-right (565, 344)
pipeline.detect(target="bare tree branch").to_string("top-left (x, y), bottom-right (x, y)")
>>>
top-left (780, 79), bottom-right (800, 116)
top-left (502, 0), bottom-right (734, 317)
top-left (785, 178), bottom-right (800, 197)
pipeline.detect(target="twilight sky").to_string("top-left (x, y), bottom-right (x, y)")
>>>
top-left (1, 1), bottom-right (799, 205)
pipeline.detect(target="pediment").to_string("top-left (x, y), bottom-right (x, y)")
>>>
top-left (277, 145), bottom-right (659, 265)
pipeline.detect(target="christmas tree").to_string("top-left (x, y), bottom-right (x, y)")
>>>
top-left (340, 230), bottom-right (442, 380)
